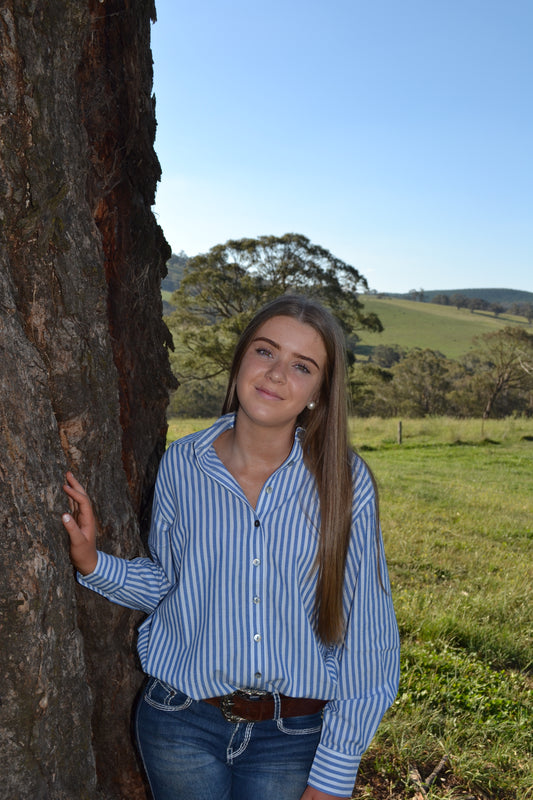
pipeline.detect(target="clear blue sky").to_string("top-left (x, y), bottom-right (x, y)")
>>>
top-left (150, 0), bottom-right (532, 294)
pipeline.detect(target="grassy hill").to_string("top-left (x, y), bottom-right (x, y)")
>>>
top-left (356, 296), bottom-right (530, 360)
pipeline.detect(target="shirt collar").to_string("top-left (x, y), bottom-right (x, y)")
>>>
top-left (193, 413), bottom-right (236, 459)
top-left (193, 413), bottom-right (304, 466)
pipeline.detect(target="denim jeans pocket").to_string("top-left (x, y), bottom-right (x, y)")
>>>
top-left (144, 677), bottom-right (193, 712)
top-left (276, 711), bottom-right (323, 736)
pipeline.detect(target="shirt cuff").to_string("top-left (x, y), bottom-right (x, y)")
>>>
top-left (77, 551), bottom-right (128, 595)
top-left (307, 743), bottom-right (360, 797)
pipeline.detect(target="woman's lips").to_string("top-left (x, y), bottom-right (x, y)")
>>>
top-left (256, 385), bottom-right (283, 400)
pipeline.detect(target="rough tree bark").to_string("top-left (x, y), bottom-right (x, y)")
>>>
top-left (0, 1), bottom-right (175, 797)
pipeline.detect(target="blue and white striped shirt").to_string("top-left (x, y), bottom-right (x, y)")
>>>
top-left (79, 413), bottom-right (400, 796)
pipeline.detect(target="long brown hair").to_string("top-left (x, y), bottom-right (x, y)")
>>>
top-left (222, 294), bottom-right (354, 645)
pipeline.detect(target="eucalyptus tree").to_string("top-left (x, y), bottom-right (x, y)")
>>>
top-left (390, 348), bottom-right (454, 417)
top-left (167, 233), bottom-right (382, 386)
top-left (0, 2), bottom-right (173, 796)
top-left (467, 327), bottom-right (533, 419)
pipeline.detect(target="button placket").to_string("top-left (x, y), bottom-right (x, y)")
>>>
top-left (251, 516), bottom-right (264, 677)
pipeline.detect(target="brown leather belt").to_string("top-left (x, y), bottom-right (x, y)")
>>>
top-left (204, 689), bottom-right (327, 723)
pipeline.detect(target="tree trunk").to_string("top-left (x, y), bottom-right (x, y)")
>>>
top-left (0, 1), bottom-right (175, 797)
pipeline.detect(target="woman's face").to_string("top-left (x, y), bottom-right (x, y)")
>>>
top-left (235, 315), bottom-right (327, 432)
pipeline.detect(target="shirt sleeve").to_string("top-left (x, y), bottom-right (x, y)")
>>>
top-left (77, 454), bottom-right (177, 613)
top-left (76, 546), bottom-right (173, 614)
top-left (307, 461), bottom-right (400, 797)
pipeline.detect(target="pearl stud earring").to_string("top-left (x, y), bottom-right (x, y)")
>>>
top-left (307, 401), bottom-right (316, 410)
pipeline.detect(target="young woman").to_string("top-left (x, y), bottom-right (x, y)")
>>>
top-left (63, 294), bottom-right (400, 800)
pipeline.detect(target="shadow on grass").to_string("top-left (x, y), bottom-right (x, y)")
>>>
top-left (357, 440), bottom-right (502, 451)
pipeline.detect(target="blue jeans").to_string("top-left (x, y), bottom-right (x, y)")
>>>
top-left (135, 677), bottom-right (323, 800)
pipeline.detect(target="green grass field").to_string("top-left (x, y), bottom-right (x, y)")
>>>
top-left (356, 297), bottom-right (529, 360)
top-left (166, 416), bottom-right (533, 799)
top-left (356, 418), bottom-right (532, 799)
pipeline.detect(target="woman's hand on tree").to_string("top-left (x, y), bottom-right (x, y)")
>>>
top-left (62, 471), bottom-right (98, 575)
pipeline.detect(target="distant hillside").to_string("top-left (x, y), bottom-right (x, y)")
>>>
top-left (387, 288), bottom-right (533, 305)
top-left (161, 252), bottom-right (188, 312)
top-left (356, 297), bottom-right (530, 360)
top-left (161, 252), bottom-right (187, 292)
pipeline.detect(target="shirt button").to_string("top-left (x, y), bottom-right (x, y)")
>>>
top-left (265, 486), bottom-right (273, 494)
top-left (252, 558), bottom-right (261, 567)
top-left (255, 672), bottom-right (262, 680)
top-left (253, 633), bottom-right (262, 642)
top-left (254, 519), bottom-right (260, 527)
top-left (253, 596), bottom-right (261, 604)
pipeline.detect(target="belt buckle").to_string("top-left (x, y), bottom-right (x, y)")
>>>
top-left (220, 688), bottom-right (271, 723)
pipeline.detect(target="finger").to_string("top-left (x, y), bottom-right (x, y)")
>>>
top-left (63, 482), bottom-right (90, 506)
top-left (61, 513), bottom-right (85, 543)
top-left (65, 472), bottom-right (88, 496)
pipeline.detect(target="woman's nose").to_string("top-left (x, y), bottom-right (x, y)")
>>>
top-left (266, 360), bottom-right (286, 383)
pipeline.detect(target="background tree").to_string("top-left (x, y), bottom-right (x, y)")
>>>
top-left (167, 372), bottom-right (228, 418)
top-left (0, 2), bottom-right (174, 797)
top-left (467, 297), bottom-right (490, 314)
top-left (349, 362), bottom-right (394, 417)
top-left (451, 292), bottom-right (469, 310)
top-left (167, 233), bottom-right (383, 406)
top-left (519, 302), bottom-right (533, 325)
top-left (490, 302), bottom-right (506, 318)
top-left (431, 293), bottom-right (450, 306)
top-left (459, 327), bottom-right (533, 419)
top-left (389, 348), bottom-right (453, 417)
top-left (369, 343), bottom-right (406, 368)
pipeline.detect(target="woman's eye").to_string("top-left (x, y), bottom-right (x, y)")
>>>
top-left (256, 347), bottom-right (272, 357)
top-left (295, 363), bottom-right (310, 374)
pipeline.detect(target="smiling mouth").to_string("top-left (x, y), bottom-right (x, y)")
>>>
top-left (256, 385), bottom-right (283, 400)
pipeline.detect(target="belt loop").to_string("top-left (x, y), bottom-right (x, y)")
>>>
top-left (272, 690), bottom-right (281, 720)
